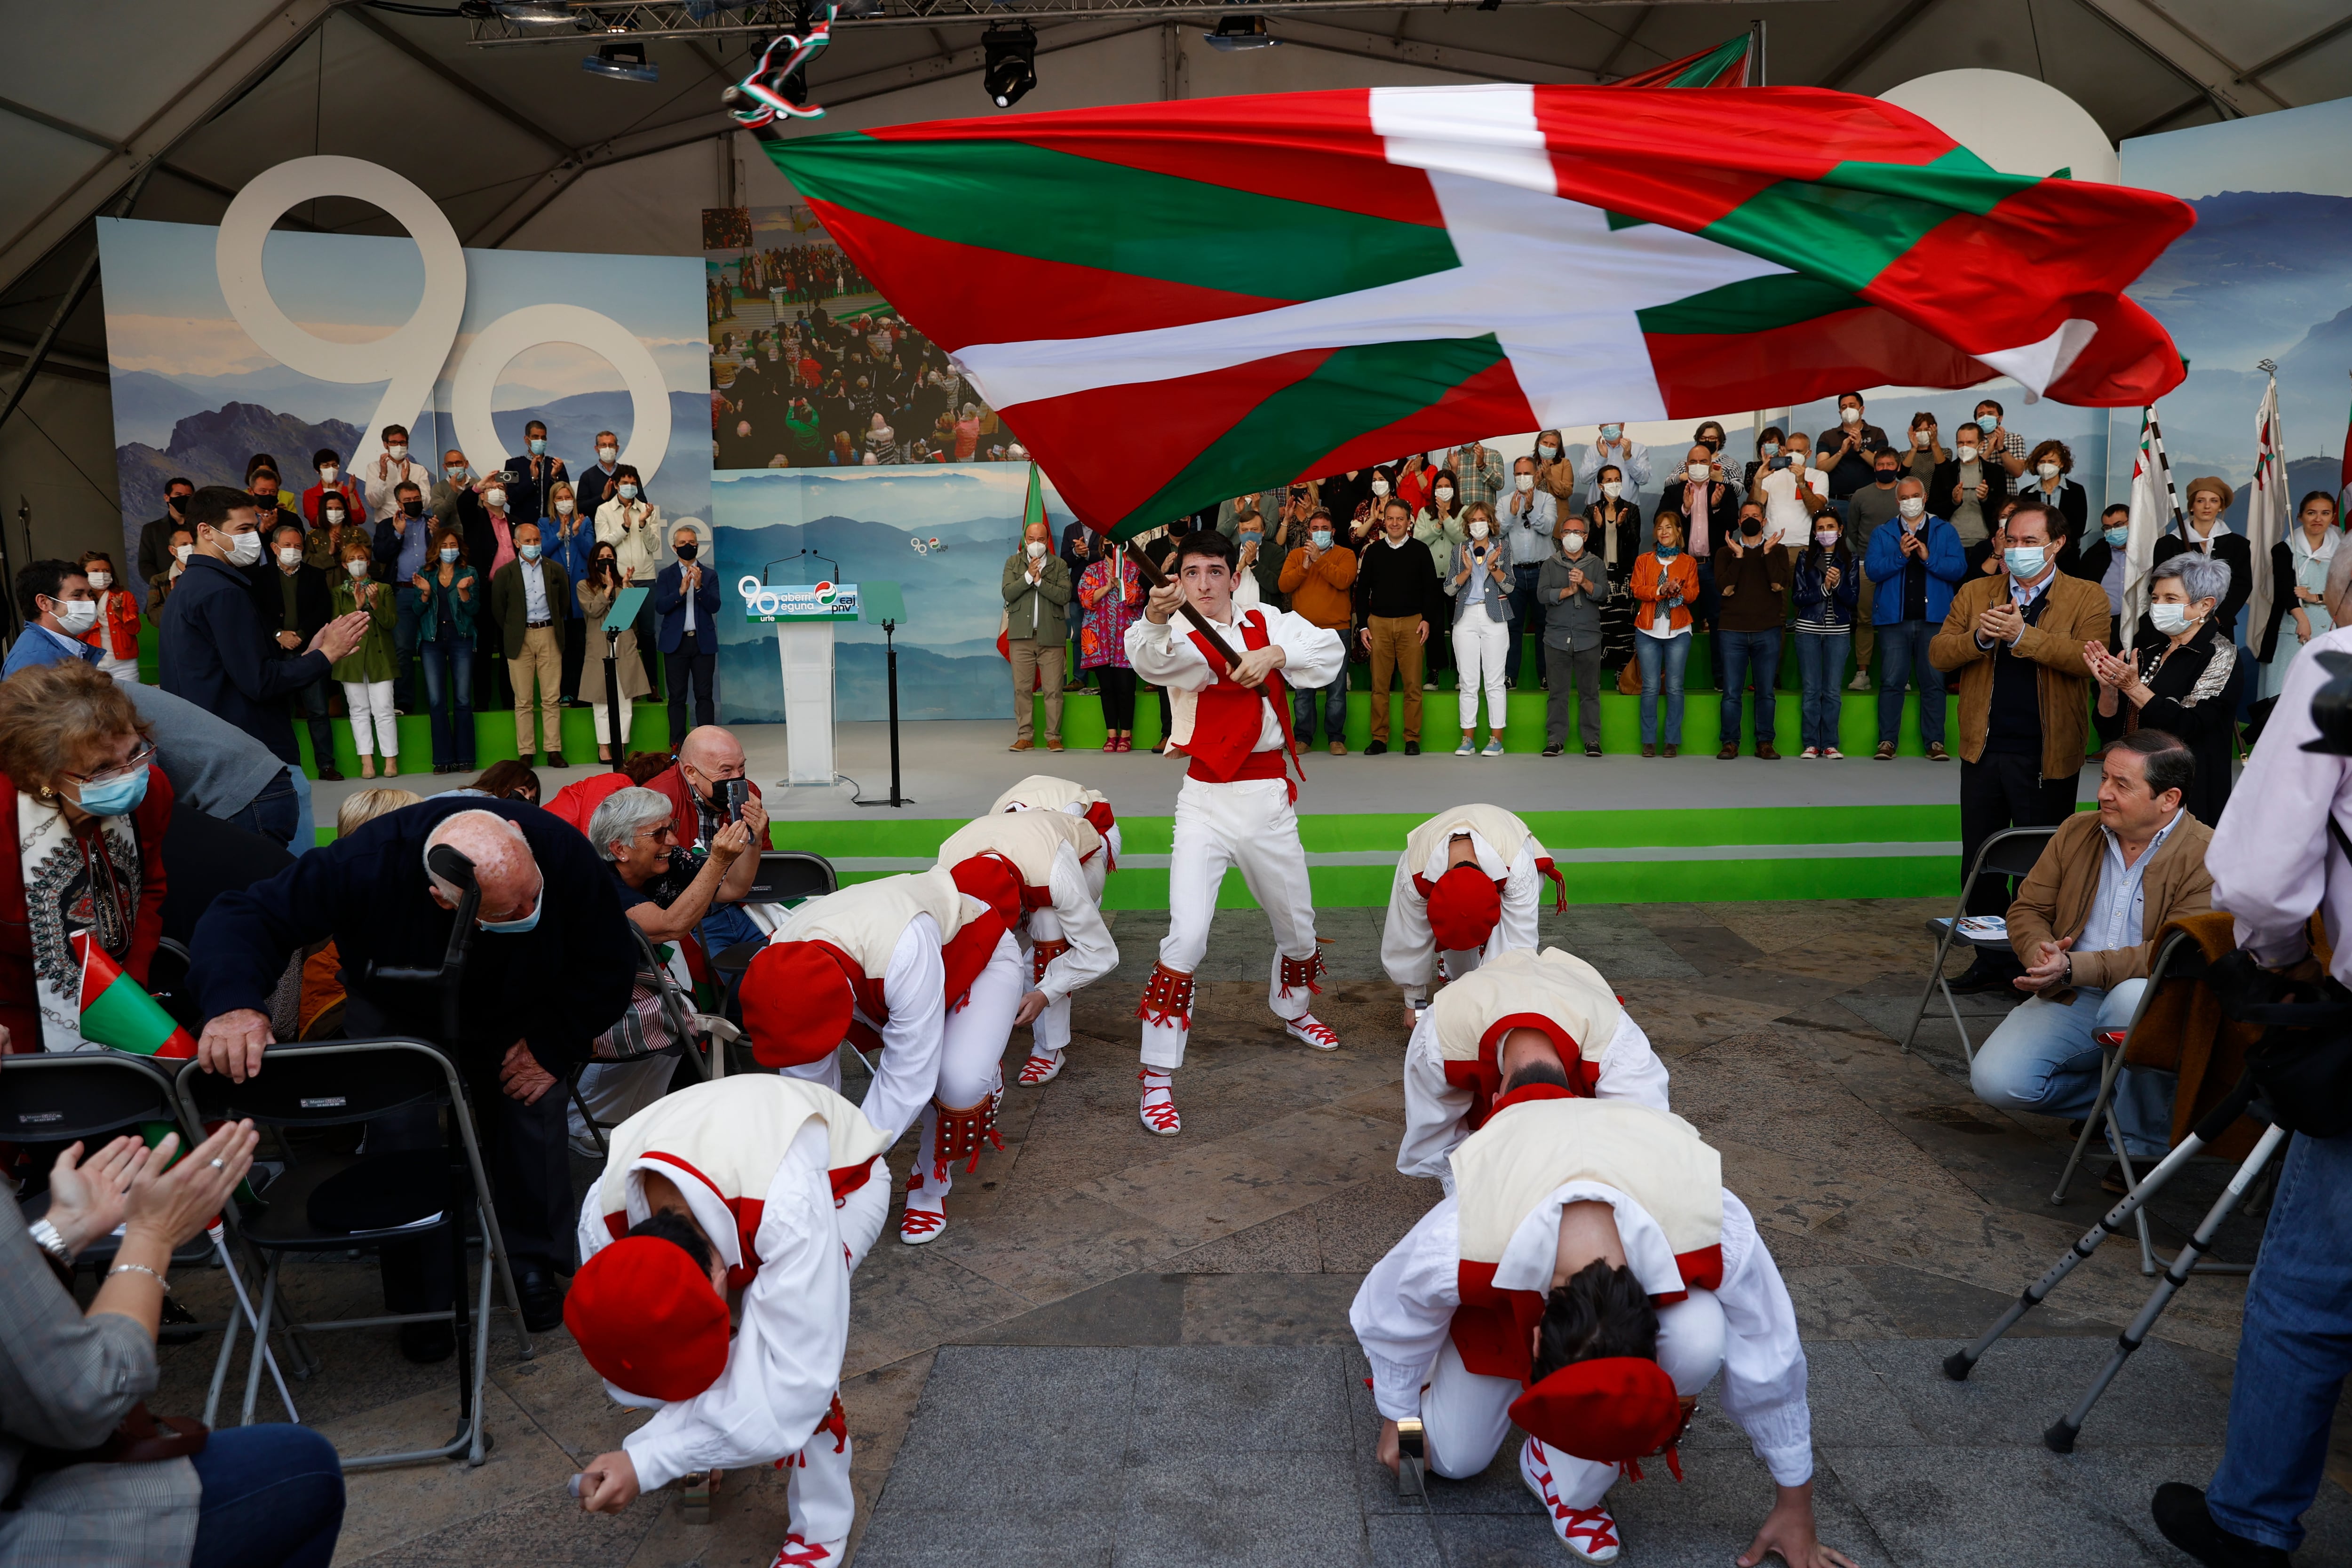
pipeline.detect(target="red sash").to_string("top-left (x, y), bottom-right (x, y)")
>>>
top-left (1182, 611), bottom-right (1304, 801)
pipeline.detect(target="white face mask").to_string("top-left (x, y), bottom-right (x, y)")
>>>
top-left (86, 571), bottom-right (112, 590)
top-left (1898, 497), bottom-right (1926, 521)
top-left (2038, 462), bottom-right (2061, 481)
top-left (277, 546), bottom-right (303, 567)
top-left (50, 599), bottom-right (97, 635)
top-left (1601, 482), bottom-right (1623, 500)
top-left (319, 465), bottom-right (339, 483)
top-left (387, 444), bottom-right (409, 462)
top-left (1815, 530), bottom-right (1840, 548)
top-left (1685, 463), bottom-right (1709, 482)
top-left (173, 544), bottom-right (194, 565)
top-left (1912, 431), bottom-right (1931, 447)
top-left (1562, 533), bottom-right (1585, 554)
top-left (324, 507), bottom-right (345, 525)
top-left (1515, 473), bottom-right (1535, 493)
top-left (2150, 602), bottom-right (2195, 636)
top-left (1371, 479), bottom-right (1390, 497)
top-left (1841, 406), bottom-right (1862, 425)
top-left (345, 558), bottom-right (370, 579)
top-left (1956, 445), bottom-right (1979, 463)
top-left (1537, 443), bottom-right (1559, 460)
top-left (1468, 520), bottom-right (1489, 541)
top-left (1026, 540), bottom-right (1047, 559)
top-left (484, 488), bottom-right (507, 509)
top-left (617, 484), bottom-right (639, 501)
top-left (1434, 486), bottom-right (1453, 503)
top-left (598, 446), bottom-right (618, 463)
top-left (223, 532), bottom-right (264, 568)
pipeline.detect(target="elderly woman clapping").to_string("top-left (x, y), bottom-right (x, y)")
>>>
top-left (2087, 551), bottom-right (2242, 824)
top-left (588, 786), bottom-right (755, 948)
top-left (0, 660), bottom-right (175, 1055)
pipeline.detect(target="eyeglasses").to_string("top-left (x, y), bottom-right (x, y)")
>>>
top-left (66, 740), bottom-right (156, 788)
top-left (634, 826), bottom-right (679, 844)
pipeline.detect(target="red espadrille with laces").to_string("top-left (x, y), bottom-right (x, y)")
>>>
top-left (1138, 1069), bottom-right (1180, 1136)
top-left (898, 1207), bottom-right (946, 1244)
top-left (771, 1534), bottom-right (838, 1568)
top-left (1520, 1437), bottom-right (1621, 1563)
top-left (1017, 1052), bottom-right (1064, 1085)
top-left (1285, 1013), bottom-right (1341, 1051)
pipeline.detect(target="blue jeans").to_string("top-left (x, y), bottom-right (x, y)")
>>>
top-left (1968, 979), bottom-right (2170, 1157)
top-left (699, 900), bottom-right (765, 957)
top-left (1292, 662), bottom-right (1347, 746)
top-left (1716, 627), bottom-right (1781, 747)
top-left (1875, 617), bottom-right (1947, 747)
top-left (393, 584), bottom-right (425, 708)
top-left (287, 766), bottom-right (316, 857)
top-left (2207, 1125), bottom-right (2352, 1552)
top-left (420, 637), bottom-right (475, 769)
top-left (1635, 631), bottom-right (1689, 746)
top-left (189, 1423), bottom-right (345, 1568)
top-left (226, 766), bottom-right (301, 850)
top-left (1796, 630), bottom-right (1851, 752)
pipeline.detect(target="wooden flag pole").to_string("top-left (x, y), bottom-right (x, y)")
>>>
top-left (1123, 535), bottom-right (1245, 674)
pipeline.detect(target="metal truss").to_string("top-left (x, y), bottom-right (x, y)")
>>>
top-left (466, 0), bottom-right (1691, 43)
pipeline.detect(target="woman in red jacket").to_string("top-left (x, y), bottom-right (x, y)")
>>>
top-left (0, 659), bottom-right (173, 1054)
top-left (77, 548), bottom-right (144, 685)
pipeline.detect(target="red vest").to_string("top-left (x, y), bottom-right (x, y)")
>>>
top-left (1182, 611), bottom-right (1303, 798)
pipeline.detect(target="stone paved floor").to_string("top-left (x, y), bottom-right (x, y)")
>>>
top-left (150, 898), bottom-right (2351, 1565)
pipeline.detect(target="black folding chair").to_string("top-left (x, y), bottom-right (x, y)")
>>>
top-left (175, 1039), bottom-right (530, 1469)
top-left (569, 925), bottom-right (721, 1155)
top-left (0, 1051), bottom-right (302, 1412)
top-left (740, 850), bottom-right (837, 907)
top-left (1899, 825), bottom-right (2060, 1064)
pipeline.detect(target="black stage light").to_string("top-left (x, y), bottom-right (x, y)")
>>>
top-left (983, 23), bottom-right (1037, 108)
top-left (1204, 14), bottom-right (1279, 49)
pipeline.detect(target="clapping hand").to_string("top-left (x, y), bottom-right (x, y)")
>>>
top-left (44, 1136), bottom-right (145, 1255)
top-left (2016, 938), bottom-right (2073, 995)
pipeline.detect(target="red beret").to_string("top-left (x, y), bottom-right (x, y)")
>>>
top-left (564, 1235), bottom-right (729, 1401)
top-left (742, 941), bottom-right (855, 1068)
top-left (1509, 1357), bottom-right (1684, 1464)
top-left (949, 853), bottom-right (1023, 928)
top-left (1428, 864), bottom-right (1503, 952)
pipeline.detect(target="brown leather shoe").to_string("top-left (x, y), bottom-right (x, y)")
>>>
top-left (1716, 744), bottom-right (1739, 760)
top-left (1756, 744), bottom-right (1780, 760)
top-left (1328, 741), bottom-right (1346, 756)
top-left (1663, 743), bottom-right (1678, 758)
top-left (1928, 741), bottom-right (1951, 762)
top-left (1874, 740), bottom-right (1897, 760)
top-left (1047, 738), bottom-right (1065, 752)
top-left (1009, 738), bottom-right (1034, 752)
top-left (1641, 744), bottom-right (1656, 758)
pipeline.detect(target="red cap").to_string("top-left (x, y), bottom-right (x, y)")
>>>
top-left (1427, 864), bottom-right (1503, 952)
top-left (949, 853), bottom-right (1023, 927)
top-left (1508, 1357), bottom-right (1684, 1464)
top-left (742, 941), bottom-right (854, 1068)
top-left (564, 1235), bottom-right (729, 1401)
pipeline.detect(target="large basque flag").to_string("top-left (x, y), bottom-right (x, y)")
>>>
top-left (763, 85), bottom-right (2193, 538)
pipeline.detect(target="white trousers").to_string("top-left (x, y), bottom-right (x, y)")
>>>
top-left (1420, 1288), bottom-right (1726, 1505)
top-left (1024, 909), bottom-right (1073, 1061)
top-left (906, 931), bottom-right (1024, 1213)
top-left (566, 1054), bottom-right (678, 1157)
top-left (788, 1152), bottom-right (890, 1550)
top-left (1451, 615), bottom-right (1510, 732)
top-left (98, 654), bottom-right (141, 686)
top-left (591, 699), bottom-right (636, 745)
top-left (1144, 775), bottom-right (1319, 1072)
top-left (340, 678), bottom-right (397, 757)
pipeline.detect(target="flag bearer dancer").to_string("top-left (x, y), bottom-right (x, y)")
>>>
top-left (1124, 528), bottom-right (1345, 1135)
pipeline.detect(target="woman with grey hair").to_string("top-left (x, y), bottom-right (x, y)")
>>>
top-left (2087, 551), bottom-right (2242, 823)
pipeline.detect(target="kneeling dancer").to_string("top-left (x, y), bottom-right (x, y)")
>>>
top-left (1352, 1093), bottom-right (1851, 1567)
top-left (569, 1076), bottom-right (895, 1568)
top-left (1397, 946), bottom-right (1669, 1189)
top-left (1382, 803), bottom-right (1568, 1025)
top-left (739, 865), bottom-right (1020, 1244)
top-left (943, 798), bottom-right (1120, 1088)
top-left (1125, 527), bottom-right (1346, 1135)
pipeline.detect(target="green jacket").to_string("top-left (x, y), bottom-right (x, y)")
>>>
top-left (416, 563), bottom-right (479, 642)
top-left (1001, 549), bottom-right (1071, 642)
top-left (492, 557), bottom-right (572, 658)
top-left (329, 573), bottom-right (399, 683)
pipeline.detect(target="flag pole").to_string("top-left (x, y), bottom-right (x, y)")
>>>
top-left (1748, 19), bottom-right (1766, 86)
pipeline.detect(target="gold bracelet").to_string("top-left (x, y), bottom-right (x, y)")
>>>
top-left (107, 1263), bottom-right (168, 1292)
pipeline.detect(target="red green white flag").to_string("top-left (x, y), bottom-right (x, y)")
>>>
top-left (1611, 32), bottom-right (1756, 89)
top-left (72, 932), bottom-right (196, 1059)
top-left (762, 85), bottom-right (2193, 538)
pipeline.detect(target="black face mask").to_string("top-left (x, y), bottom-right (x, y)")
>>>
top-left (1741, 518), bottom-right (1763, 537)
top-left (402, 500), bottom-right (425, 517)
top-left (675, 542), bottom-right (699, 561)
top-left (166, 495), bottom-right (186, 515)
top-left (252, 491), bottom-right (277, 507)
top-left (1875, 470), bottom-right (1899, 486)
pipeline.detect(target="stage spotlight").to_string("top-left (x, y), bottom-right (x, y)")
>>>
top-left (1204, 14), bottom-right (1279, 49)
top-left (836, 0), bottom-right (885, 16)
top-left (982, 23), bottom-right (1037, 108)
top-left (582, 41), bottom-right (659, 81)
top-left (493, 0), bottom-right (576, 24)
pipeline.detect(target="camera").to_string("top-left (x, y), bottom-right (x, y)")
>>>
top-left (2302, 651), bottom-right (2352, 756)
top-left (719, 777), bottom-right (752, 822)
top-left (1768, 454), bottom-right (1793, 472)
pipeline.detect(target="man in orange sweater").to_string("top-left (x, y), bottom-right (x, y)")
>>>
top-left (1278, 507), bottom-right (1358, 755)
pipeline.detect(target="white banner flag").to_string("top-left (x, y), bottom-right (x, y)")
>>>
top-left (2122, 409), bottom-right (2176, 634)
top-left (2247, 370), bottom-right (2288, 646)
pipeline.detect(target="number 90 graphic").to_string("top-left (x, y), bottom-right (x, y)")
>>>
top-left (215, 156), bottom-right (671, 486)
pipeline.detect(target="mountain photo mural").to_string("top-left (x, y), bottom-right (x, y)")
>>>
top-left (711, 466), bottom-right (1075, 725)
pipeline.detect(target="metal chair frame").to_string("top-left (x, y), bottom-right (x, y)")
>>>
top-left (1899, 825), bottom-right (2061, 1065)
top-left (175, 1039), bottom-right (532, 1470)
top-left (568, 924), bottom-right (724, 1155)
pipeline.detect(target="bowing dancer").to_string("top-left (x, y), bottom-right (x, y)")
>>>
top-left (1353, 1092), bottom-right (1851, 1568)
top-left (938, 806), bottom-right (1118, 1089)
top-left (736, 866), bottom-right (1022, 1245)
top-left (568, 1077), bottom-right (895, 1568)
top-left (1381, 804), bottom-right (1569, 1026)
top-left (1397, 946), bottom-right (1668, 1190)
top-left (1125, 527), bottom-right (1347, 1135)
top-left (986, 774), bottom-right (1123, 1086)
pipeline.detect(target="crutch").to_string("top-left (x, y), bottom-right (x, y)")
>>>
top-left (1943, 1069), bottom-right (2262, 1385)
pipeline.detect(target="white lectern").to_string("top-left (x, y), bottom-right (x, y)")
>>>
top-left (740, 576), bottom-right (861, 786)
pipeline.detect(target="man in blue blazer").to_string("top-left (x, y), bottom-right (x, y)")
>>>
top-left (1863, 476), bottom-right (1965, 762)
top-left (654, 521), bottom-right (721, 742)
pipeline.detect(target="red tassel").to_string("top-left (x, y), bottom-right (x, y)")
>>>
top-left (1136, 962), bottom-right (1194, 1029)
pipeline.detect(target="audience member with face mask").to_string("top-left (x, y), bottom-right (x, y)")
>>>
top-left (1862, 477), bottom-right (1964, 764)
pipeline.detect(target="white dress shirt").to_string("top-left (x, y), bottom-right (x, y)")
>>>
top-left (1380, 829), bottom-right (1542, 995)
top-left (1580, 439), bottom-right (1652, 503)
top-left (2211, 626), bottom-right (2352, 986)
top-left (2078, 807), bottom-right (2185, 959)
top-left (1126, 606), bottom-right (1345, 753)
top-left (1394, 1010), bottom-right (1670, 1186)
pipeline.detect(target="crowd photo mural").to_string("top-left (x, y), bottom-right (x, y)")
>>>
top-left (704, 204), bottom-right (1061, 727)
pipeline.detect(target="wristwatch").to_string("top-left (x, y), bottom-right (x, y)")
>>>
top-left (28, 1218), bottom-right (72, 1268)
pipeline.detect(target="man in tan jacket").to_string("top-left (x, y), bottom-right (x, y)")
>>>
top-left (1969, 731), bottom-right (2211, 1170)
top-left (1930, 499), bottom-right (2112, 990)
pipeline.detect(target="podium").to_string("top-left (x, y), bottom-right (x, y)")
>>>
top-left (740, 577), bottom-right (903, 789)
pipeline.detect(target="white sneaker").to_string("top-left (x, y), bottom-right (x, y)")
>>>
top-left (1799, 746), bottom-right (1819, 759)
top-left (1454, 739), bottom-right (1476, 756)
top-left (1480, 740), bottom-right (1505, 757)
top-left (1848, 671), bottom-right (1871, 691)
top-left (1519, 1437), bottom-right (1621, 1563)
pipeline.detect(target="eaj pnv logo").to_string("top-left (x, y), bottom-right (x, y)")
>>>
top-left (741, 576), bottom-right (860, 622)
